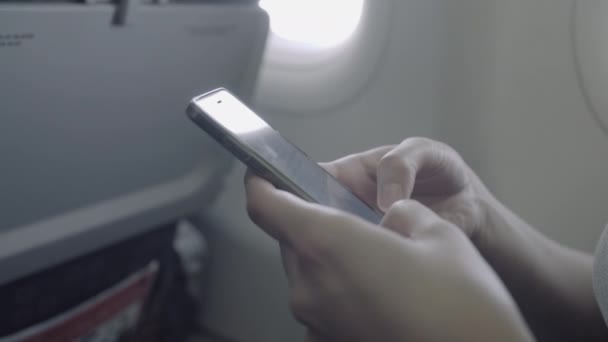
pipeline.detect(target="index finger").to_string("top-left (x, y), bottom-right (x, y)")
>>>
top-left (319, 145), bottom-right (395, 209)
top-left (244, 171), bottom-right (381, 257)
top-left (244, 172), bottom-right (334, 246)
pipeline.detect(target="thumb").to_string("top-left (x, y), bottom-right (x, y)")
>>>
top-left (376, 143), bottom-right (423, 212)
top-left (377, 138), bottom-right (470, 212)
top-left (380, 199), bottom-right (436, 239)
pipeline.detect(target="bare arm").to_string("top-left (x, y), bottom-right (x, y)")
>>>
top-left (477, 195), bottom-right (606, 341)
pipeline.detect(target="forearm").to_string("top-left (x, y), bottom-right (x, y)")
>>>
top-left (476, 196), bottom-right (607, 341)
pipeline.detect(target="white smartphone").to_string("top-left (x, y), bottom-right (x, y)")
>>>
top-left (187, 88), bottom-right (381, 224)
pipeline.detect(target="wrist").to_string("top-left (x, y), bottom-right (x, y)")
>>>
top-left (472, 190), bottom-right (536, 264)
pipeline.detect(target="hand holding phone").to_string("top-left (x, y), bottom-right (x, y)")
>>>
top-left (187, 88), bottom-right (381, 224)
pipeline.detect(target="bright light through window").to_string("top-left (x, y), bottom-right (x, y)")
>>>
top-left (259, 0), bottom-right (365, 48)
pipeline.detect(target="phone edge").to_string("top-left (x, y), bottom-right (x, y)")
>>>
top-left (186, 94), bottom-right (316, 203)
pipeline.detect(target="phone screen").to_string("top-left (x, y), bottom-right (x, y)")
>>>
top-left (189, 89), bottom-right (381, 224)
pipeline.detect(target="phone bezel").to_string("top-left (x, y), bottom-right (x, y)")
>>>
top-left (187, 88), bottom-right (382, 223)
top-left (187, 88), bottom-right (316, 202)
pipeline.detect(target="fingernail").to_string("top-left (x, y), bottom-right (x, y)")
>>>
top-left (379, 183), bottom-right (404, 211)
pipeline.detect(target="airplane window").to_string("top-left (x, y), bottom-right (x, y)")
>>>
top-left (259, 0), bottom-right (365, 49)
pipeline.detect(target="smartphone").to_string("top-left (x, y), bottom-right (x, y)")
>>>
top-left (187, 88), bottom-right (382, 224)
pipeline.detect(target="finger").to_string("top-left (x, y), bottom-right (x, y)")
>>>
top-left (245, 173), bottom-right (301, 243)
top-left (380, 199), bottom-right (437, 239)
top-left (245, 172), bottom-right (366, 252)
top-left (320, 145), bottom-right (394, 179)
top-left (280, 244), bottom-right (321, 305)
top-left (281, 244), bottom-right (323, 330)
top-left (320, 146), bottom-right (394, 208)
top-left (280, 244), bottom-right (301, 284)
top-left (376, 137), bottom-right (465, 211)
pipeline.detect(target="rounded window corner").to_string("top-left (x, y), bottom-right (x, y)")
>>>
top-left (573, 0), bottom-right (608, 137)
top-left (255, 0), bottom-right (394, 116)
top-left (259, 0), bottom-right (365, 52)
